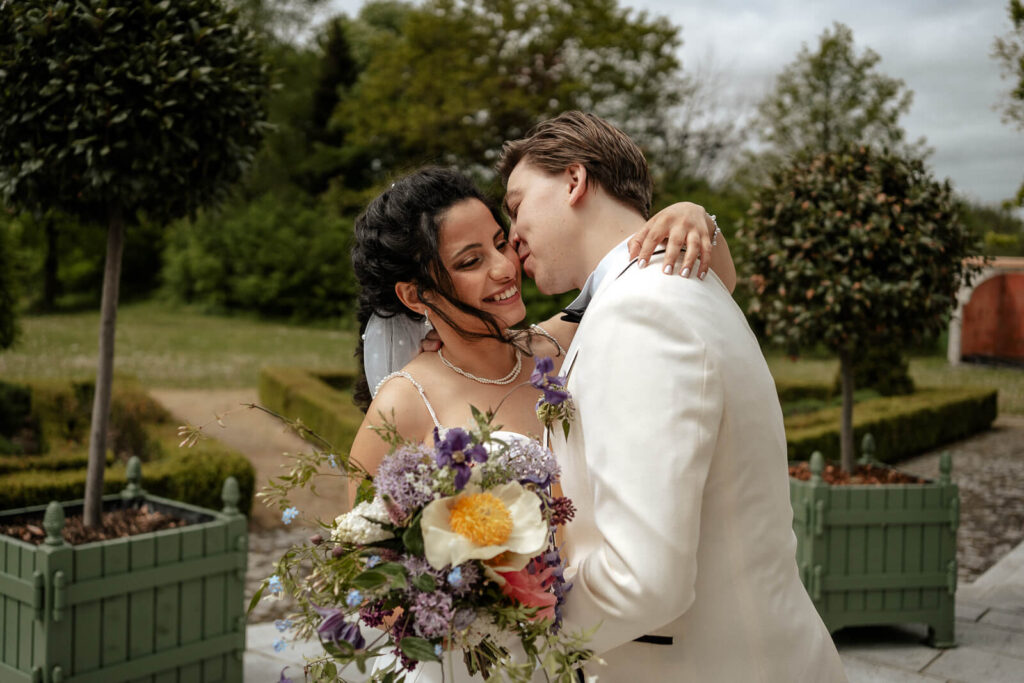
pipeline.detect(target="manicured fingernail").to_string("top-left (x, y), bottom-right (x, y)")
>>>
top-left (699, 271), bottom-right (707, 280)
top-left (663, 264), bottom-right (673, 275)
top-left (681, 267), bottom-right (690, 278)
top-left (638, 258), bottom-right (647, 269)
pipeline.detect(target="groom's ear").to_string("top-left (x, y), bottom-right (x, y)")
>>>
top-left (566, 163), bottom-right (589, 208)
top-left (394, 281), bottom-right (425, 315)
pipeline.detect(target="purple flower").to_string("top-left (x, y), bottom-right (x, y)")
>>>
top-left (375, 444), bottom-right (438, 519)
top-left (542, 384), bottom-right (570, 406)
top-left (530, 357), bottom-right (555, 387)
top-left (434, 427), bottom-right (487, 490)
top-left (312, 604), bottom-right (366, 650)
top-left (278, 667), bottom-right (293, 683)
top-left (411, 590), bottom-right (454, 639)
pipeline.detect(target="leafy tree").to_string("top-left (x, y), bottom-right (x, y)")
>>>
top-left (754, 23), bottom-right (917, 164)
top-left (740, 145), bottom-right (982, 471)
top-left (0, 212), bottom-right (17, 350)
top-left (331, 0), bottom-right (685, 198)
top-left (960, 197), bottom-right (1024, 256)
top-left (0, 0), bottom-right (269, 526)
top-left (993, 0), bottom-right (1024, 205)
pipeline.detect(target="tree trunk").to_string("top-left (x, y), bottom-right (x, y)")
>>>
top-left (43, 214), bottom-right (59, 311)
top-left (83, 205), bottom-right (125, 528)
top-left (839, 348), bottom-right (856, 473)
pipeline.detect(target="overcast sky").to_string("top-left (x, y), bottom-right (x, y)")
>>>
top-left (325, 0), bottom-right (1023, 206)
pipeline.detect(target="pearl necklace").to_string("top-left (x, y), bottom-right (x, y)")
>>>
top-left (438, 347), bottom-right (523, 385)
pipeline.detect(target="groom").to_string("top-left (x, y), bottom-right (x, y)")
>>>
top-left (498, 112), bottom-right (847, 681)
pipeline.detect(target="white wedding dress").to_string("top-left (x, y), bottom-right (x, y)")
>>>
top-left (364, 371), bottom-right (543, 683)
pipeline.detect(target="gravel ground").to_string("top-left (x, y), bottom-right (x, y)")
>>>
top-left (241, 416), bottom-right (1024, 622)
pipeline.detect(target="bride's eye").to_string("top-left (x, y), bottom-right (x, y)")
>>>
top-left (457, 257), bottom-right (479, 270)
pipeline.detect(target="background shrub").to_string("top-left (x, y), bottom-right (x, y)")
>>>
top-left (786, 387), bottom-right (997, 462)
top-left (162, 192), bottom-right (358, 322)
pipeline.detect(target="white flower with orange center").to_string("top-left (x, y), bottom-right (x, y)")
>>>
top-left (420, 476), bottom-right (548, 572)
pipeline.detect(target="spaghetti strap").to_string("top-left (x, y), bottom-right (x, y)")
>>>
top-left (374, 371), bottom-right (443, 430)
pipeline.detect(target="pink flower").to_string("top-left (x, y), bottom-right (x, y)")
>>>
top-left (497, 558), bottom-right (558, 621)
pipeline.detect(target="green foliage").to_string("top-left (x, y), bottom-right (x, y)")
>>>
top-left (993, 0), bottom-right (1024, 204)
top-left (959, 197), bottom-right (1024, 255)
top-left (30, 379), bottom-right (171, 461)
top-left (784, 387), bottom-right (997, 462)
top-left (331, 0), bottom-right (685, 198)
top-left (0, 215), bottom-right (18, 348)
top-left (741, 144), bottom-right (982, 355)
top-left (0, 439), bottom-right (255, 515)
top-left (0, 0), bottom-right (270, 225)
top-left (754, 23), bottom-right (916, 161)
top-left (9, 209), bottom-right (167, 311)
top-left (161, 192), bottom-right (358, 321)
top-left (832, 342), bottom-right (914, 398)
top-left (0, 378), bottom-right (254, 513)
top-left (258, 366), bottom-right (365, 455)
top-left (0, 380), bottom-right (40, 455)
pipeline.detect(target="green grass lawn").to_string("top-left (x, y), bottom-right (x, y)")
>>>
top-left (767, 352), bottom-right (1024, 416)
top-left (0, 301), bottom-right (357, 389)
top-left (2, 302), bottom-right (1020, 415)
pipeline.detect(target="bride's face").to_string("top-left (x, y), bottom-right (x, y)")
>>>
top-left (433, 198), bottom-right (525, 332)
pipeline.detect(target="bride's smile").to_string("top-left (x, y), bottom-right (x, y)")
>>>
top-left (436, 197), bottom-right (526, 331)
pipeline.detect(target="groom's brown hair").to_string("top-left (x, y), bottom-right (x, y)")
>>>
top-left (497, 111), bottom-right (653, 219)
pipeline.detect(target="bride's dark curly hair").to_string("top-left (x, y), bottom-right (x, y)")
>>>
top-left (351, 166), bottom-right (516, 411)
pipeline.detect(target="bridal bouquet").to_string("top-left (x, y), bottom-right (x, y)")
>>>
top-left (247, 358), bottom-right (591, 682)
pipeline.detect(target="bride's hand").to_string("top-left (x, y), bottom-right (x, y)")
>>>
top-left (628, 201), bottom-right (717, 278)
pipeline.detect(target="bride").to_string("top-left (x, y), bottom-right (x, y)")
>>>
top-left (347, 166), bottom-right (734, 680)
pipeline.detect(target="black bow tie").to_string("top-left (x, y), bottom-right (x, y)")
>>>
top-left (560, 303), bottom-right (587, 324)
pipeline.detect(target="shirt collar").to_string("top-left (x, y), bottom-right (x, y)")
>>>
top-left (564, 237), bottom-right (632, 314)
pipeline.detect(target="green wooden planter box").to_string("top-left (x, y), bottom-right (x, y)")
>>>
top-left (0, 458), bottom-right (248, 683)
top-left (790, 445), bottom-right (958, 648)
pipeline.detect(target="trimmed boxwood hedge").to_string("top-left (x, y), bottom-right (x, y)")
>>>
top-left (0, 380), bottom-right (255, 514)
top-left (258, 369), bottom-right (997, 466)
top-left (0, 437), bottom-right (255, 515)
top-left (784, 387), bottom-right (997, 462)
top-left (258, 367), bottom-right (364, 457)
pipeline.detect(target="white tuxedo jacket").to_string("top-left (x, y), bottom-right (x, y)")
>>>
top-left (549, 254), bottom-right (847, 682)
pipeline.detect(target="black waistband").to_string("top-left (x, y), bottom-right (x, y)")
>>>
top-left (633, 634), bottom-right (674, 645)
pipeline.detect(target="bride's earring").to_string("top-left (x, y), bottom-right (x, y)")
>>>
top-left (423, 309), bottom-right (431, 330)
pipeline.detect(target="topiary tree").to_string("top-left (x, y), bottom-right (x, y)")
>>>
top-left (740, 145), bottom-right (982, 471)
top-left (0, 0), bottom-right (269, 526)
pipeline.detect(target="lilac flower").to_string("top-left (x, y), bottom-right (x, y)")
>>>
top-left (375, 443), bottom-right (438, 519)
top-left (411, 590), bottom-right (454, 639)
top-left (530, 356), bottom-right (555, 387)
top-left (486, 438), bottom-right (559, 488)
top-left (281, 507), bottom-right (299, 525)
top-left (312, 604), bottom-right (366, 650)
top-left (446, 562), bottom-right (480, 596)
top-left (359, 601), bottom-right (394, 628)
top-left (434, 427), bottom-right (487, 490)
top-left (273, 638), bottom-right (286, 653)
